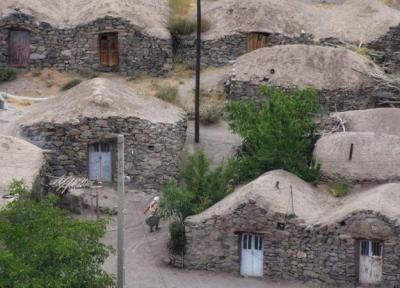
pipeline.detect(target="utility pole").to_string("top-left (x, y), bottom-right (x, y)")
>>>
top-left (117, 135), bottom-right (125, 288)
top-left (194, 0), bottom-right (202, 143)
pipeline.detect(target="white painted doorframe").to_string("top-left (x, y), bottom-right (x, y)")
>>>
top-left (359, 240), bottom-right (383, 285)
top-left (89, 143), bottom-right (112, 182)
top-left (240, 233), bottom-right (264, 277)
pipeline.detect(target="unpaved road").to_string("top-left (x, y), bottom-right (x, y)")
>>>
top-left (97, 189), bottom-right (319, 288)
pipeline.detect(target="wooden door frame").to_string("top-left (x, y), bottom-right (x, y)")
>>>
top-left (98, 32), bottom-right (119, 71)
top-left (8, 28), bottom-right (31, 68)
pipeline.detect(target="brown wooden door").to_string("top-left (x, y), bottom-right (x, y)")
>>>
top-left (247, 33), bottom-right (268, 52)
top-left (8, 30), bottom-right (30, 67)
top-left (99, 33), bottom-right (119, 69)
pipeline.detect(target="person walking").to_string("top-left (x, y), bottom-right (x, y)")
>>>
top-left (144, 196), bottom-right (160, 232)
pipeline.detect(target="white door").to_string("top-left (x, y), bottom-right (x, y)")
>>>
top-left (359, 240), bottom-right (383, 285)
top-left (240, 233), bottom-right (264, 277)
top-left (89, 143), bottom-right (112, 182)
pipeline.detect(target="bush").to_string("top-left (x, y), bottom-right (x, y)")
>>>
top-left (328, 183), bottom-right (350, 197)
top-left (159, 150), bottom-right (235, 222)
top-left (8, 179), bottom-right (29, 196)
top-left (354, 47), bottom-right (371, 59)
top-left (168, 18), bottom-right (196, 35)
top-left (0, 67), bottom-right (17, 83)
top-left (169, 221), bottom-right (186, 254)
top-left (61, 79), bottom-right (82, 91)
top-left (154, 83), bottom-right (179, 103)
top-left (201, 18), bottom-right (211, 33)
top-left (226, 85), bottom-right (321, 183)
top-left (160, 150), bottom-right (235, 255)
top-left (0, 194), bottom-right (115, 287)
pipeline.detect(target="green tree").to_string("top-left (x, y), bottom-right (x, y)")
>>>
top-left (0, 182), bottom-right (115, 288)
top-left (159, 150), bottom-right (235, 223)
top-left (159, 150), bottom-right (235, 255)
top-left (226, 85), bottom-right (321, 183)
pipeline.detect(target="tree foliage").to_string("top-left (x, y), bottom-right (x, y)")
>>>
top-left (0, 182), bottom-right (115, 288)
top-left (159, 150), bottom-right (235, 223)
top-left (226, 85), bottom-right (321, 183)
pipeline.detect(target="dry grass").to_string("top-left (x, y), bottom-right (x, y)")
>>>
top-left (168, 0), bottom-right (211, 35)
top-left (153, 82), bottom-right (179, 104)
top-left (6, 98), bottom-right (33, 107)
top-left (186, 89), bottom-right (226, 125)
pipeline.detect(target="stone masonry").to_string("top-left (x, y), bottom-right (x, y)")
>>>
top-left (0, 12), bottom-right (172, 76)
top-left (184, 202), bottom-right (400, 287)
top-left (21, 116), bottom-right (187, 191)
top-left (174, 32), bottom-right (315, 67)
top-left (228, 81), bottom-right (377, 112)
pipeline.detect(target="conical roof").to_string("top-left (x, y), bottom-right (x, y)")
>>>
top-left (0, 0), bottom-right (170, 38)
top-left (202, 0), bottom-right (400, 43)
top-left (231, 45), bottom-right (382, 90)
top-left (20, 78), bottom-right (185, 125)
top-left (0, 134), bottom-right (44, 194)
top-left (186, 170), bottom-right (400, 226)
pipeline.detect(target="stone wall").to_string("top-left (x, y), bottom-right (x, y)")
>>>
top-left (173, 32), bottom-right (315, 67)
top-left (21, 116), bottom-right (187, 191)
top-left (184, 202), bottom-right (400, 287)
top-left (228, 81), bottom-right (376, 112)
top-left (0, 13), bottom-right (172, 76)
top-left (368, 24), bottom-right (400, 73)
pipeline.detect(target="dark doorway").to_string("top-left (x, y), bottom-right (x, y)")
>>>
top-left (8, 30), bottom-right (30, 67)
top-left (247, 33), bottom-right (268, 52)
top-left (99, 32), bottom-right (119, 71)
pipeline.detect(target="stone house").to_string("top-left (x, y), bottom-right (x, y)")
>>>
top-left (184, 170), bottom-right (400, 287)
top-left (17, 78), bottom-right (187, 191)
top-left (315, 108), bottom-right (400, 183)
top-left (0, 0), bottom-right (172, 76)
top-left (0, 134), bottom-right (45, 205)
top-left (227, 45), bottom-right (383, 112)
top-left (176, 0), bottom-right (400, 68)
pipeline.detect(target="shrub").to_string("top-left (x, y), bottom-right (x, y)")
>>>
top-left (169, 221), bottom-right (186, 254)
top-left (8, 179), bottom-right (29, 196)
top-left (0, 67), bottom-right (17, 83)
top-left (61, 79), bottom-right (82, 91)
top-left (187, 89), bottom-right (226, 124)
top-left (168, 18), bottom-right (196, 35)
top-left (200, 89), bottom-right (225, 125)
top-left (160, 150), bottom-right (235, 254)
top-left (226, 85), bottom-right (321, 183)
top-left (354, 47), bottom-right (371, 59)
top-left (159, 150), bottom-right (235, 222)
top-left (328, 183), bottom-right (350, 197)
top-left (201, 18), bottom-right (211, 33)
top-left (0, 194), bottom-right (115, 287)
top-left (154, 83), bottom-right (179, 104)
top-left (200, 101), bottom-right (224, 125)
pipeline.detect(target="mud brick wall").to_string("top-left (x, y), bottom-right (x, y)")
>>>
top-left (21, 116), bottom-right (187, 192)
top-left (0, 13), bottom-right (172, 76)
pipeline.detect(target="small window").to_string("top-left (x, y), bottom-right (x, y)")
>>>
top-left (361, 240), bottom-right (383, 257)
top-left (277, 222), bottom-right (286, 230)
top-left (248, 235), bottom-right (252, 250)
top-left (361, 240), bottom-right (370, 256)
top-left (93, 143), bottom-right (100, 152)
top-left (255, 236), bottom-right (258, 251)
top-left (372, 241), bottom-right (383, 257)
top-left (258, 236), bottom-right (263, 250)
top-left (243, 234), bottom-right (247, 250)
top-left (100, 143), bottom-right (110, 152)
